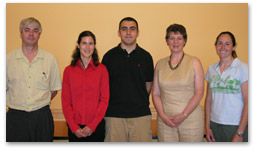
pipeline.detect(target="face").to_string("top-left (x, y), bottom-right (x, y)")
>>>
top-left (118, 21), bottom-right (139, 46)
top-left (215, 34), bottom-right (235, 59)
top-left (166, 32), bottom-right (185, 53)
top-left (20, 24), bottom-right (41, 46)
top-left (78, 36), bottom-right (95, 59)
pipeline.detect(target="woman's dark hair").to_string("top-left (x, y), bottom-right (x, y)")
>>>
top-left (165, 23), bottom-right (187, 45)
top-left (71, 30), bottom-right (99, 67)
top-left (215, 31), bottom-right (237, 58)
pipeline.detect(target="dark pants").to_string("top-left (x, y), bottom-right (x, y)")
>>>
top-left (68, 119), bottom-right (105, 142)
top-left (6, 105), bottom-right (54, 142)
top-left (210, 121), bottom-right (248, 142)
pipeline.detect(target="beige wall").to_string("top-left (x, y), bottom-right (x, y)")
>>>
top-left (6, 3), bottom-right (248, 111)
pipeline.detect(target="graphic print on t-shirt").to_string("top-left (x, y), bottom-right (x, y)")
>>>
top-left (209, 75), bottom-right (241, 94)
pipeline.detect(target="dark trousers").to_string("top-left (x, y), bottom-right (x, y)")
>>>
top-left (6, 105), bottom-right (54, 142)
top-left (68, 119), bottom-right (105, 142)
top-left (210, 121), bottom-right (248, 142)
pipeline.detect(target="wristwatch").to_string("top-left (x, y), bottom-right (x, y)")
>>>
top-left (236, 132), bottom-right (243, 137)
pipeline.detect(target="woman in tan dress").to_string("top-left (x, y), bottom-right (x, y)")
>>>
top-left (152, 24), bottom-right (204, 142)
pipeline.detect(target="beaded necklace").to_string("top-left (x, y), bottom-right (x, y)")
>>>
top-left (168, 53), bottom-right (184, 70)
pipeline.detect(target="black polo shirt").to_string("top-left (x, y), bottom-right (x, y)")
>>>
top-left (102, 44), bottom-right (154, 118)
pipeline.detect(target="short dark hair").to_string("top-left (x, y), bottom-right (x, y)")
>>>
top-left (165, 24), bottom-right (187, 44)
top-left (215, 31), bottom-right (237, 58)
top-left (119, 17), bottom-right (139, 30)
top-left (71, 31), bottom-right (99, 67)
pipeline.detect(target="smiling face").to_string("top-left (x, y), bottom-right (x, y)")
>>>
top-left (118, 20), bottom-right (139, 47)
top-left (166, 31), bottom-right (185, 53)
top-left (215, 34), bottom-right (236, 59)
top-left (20, 24), bottom-right (41, 47)
top-left (78, 36), bottom-right (95, 60)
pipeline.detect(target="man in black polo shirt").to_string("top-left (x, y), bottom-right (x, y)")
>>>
top-left (102, 17), bottom-right (154, 142)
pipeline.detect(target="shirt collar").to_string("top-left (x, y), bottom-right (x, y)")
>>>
top-left (16, 47), bottom-right (44, 59)
top-left (77, 58), bottom-right (96, 69)
top-left (118, 43), bottom-right (139, 53)
top-left (215, 58), bottom-right (240, 69)
top-left (231, 58), bottom-right (240, 67)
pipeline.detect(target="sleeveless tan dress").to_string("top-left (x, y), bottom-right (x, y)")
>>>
top-left (156, 54), bottom-right (204, 142)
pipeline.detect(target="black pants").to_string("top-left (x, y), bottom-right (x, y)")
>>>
top-left (6, 105), bottom-right (54, 142)
top-left (68, 119), bottom-right (105, 142)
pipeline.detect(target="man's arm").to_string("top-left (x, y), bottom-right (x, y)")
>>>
top-left (51, 91), bottom-right (58, 100)
top-left (146, 82), bottom-right (152, 94)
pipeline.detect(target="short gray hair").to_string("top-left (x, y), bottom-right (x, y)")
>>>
top-left (19, 17), bottom-right (42, 33)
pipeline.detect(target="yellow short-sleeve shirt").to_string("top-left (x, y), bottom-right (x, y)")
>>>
top-left (6, 47), bottom-right (62, 112)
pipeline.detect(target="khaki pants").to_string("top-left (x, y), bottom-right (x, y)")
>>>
top-left (104, 115), bottom-right (152, 142)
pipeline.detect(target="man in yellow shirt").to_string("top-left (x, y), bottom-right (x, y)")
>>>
top-left (6, 17), bottom-right (62, 142)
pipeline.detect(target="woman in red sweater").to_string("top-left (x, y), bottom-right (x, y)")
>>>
top-left (62, 31), bottom-right (109, 142)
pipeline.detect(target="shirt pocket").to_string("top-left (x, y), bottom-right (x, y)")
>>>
top-left (35, 72), bottom-right (50, 90)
